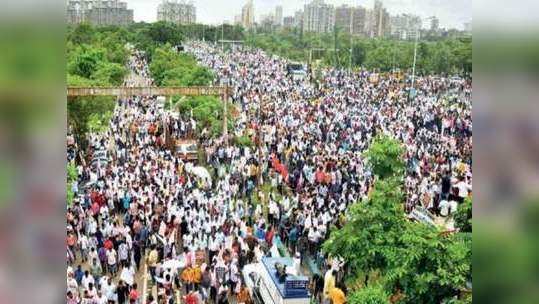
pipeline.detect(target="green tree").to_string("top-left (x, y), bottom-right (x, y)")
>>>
top-left (176, 96), bottom-right (235, 138)
top-left (92, 62), bottom-right (128, 86)
top-left (349, 285), bottom-right (390, 304)
top-left (384, 225), bottom-right (471, 303)
top-left (322, 178), bottom-right (406, 284)
top-left (68, 23), bottom-right (94, 45)
top-left (364, 135), bottom-right (405, 179)
top-left (67, 96), bottom-right (116, 148)
top-left (66, 162), bottom-right (78, 206)
top-left (147, 21), bottom-right (183, 46)
top-left (352, 43), bottom-right (367, 66)
top-left (454, 197), bottom-right (472, 232)
top-left (69, 45), bottom-right (105, 78)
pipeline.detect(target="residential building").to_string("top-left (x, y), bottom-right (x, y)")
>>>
top-left (390, 13), bottom-right (422, 40)
top-left (430, 16), bottom-right (439, 31)
top-left (67, 0), bottom-right (133, 26)
top-left (234, 14), bottom-right (242, 25)
top-left (294, 10), bottom-right (304, 28)
top-left (369, 0), bottom-right (390, 37)
top-left (303, 0), bottom-right (334, 33)
top-left (334, 4), bottom-right (367, 36)
top-left (274, 5), bottom-right (283, 26)
top-left (157, 0), bottom-right (196, 25)
top-left (241, 0), bottom-right (255, 29)
top-left (259, 13), bottom-right (275, 31)
top-left (283, 16), bottom-right (295, 28)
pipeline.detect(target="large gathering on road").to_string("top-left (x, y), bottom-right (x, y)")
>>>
top-left (67, 41), bottom-right (472, 304)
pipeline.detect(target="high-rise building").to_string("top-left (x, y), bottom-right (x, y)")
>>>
top-left (241, 0), bottom-right (255, 29)
top-left (283, 16), bottom-right (295, 28)
top-left (334, 4), bottom-right (367, 36)
top-left (430, 16), bottom-right (439, 31)
top-left (369, 0), bottom-right (390, 37)
top-left (303, 0), bottom-right (334, 33)
top-left (294, 10), bottom-right (304, 28)
top-left (157, 0), bottom-right (196, 25)
top-left (259, 13), bottom-right (275, 31)
top-left (390, 13), bottom-right (422, 40)
top-left (274, 5), bottom-right (283, 26)
top-left (67, 0), bottom-right (133, 26)
top-left (234, 14), bottom-right (243, 25)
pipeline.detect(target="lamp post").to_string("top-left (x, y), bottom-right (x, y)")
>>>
top-left (410, 24), bottom-right (420, 101)
top-left (349, 3), bottom-right (354, 72)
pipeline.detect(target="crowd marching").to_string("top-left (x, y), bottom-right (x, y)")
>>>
top-left (67, 41), bottom-right (472, 304)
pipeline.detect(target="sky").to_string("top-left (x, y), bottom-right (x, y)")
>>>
top-left (126, 0), bottom-right (471, 30)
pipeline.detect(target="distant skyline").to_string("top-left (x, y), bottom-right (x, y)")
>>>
top-left (126, 0), bottom-right (471, 30)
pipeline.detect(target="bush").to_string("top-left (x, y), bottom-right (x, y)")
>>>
top-left (454, 197), bottom-right (472, 232)
top-left (349, 285), bottom-right (390, 304)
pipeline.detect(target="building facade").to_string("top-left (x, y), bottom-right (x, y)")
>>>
top-left (303, 0), bottom-right (334, 33)
top-left (430, 16), bottom-right (439, 31)
top-left (390, 13), bottom-right (422, 40)
top-left (67, 0), bottom-right (133, 26)
top-left (274, 5), bottom-right (283, 27)
top-left (283, 16), bottom-right (295, 28)
top-left (368, 0), bottom-right (390, 37)
top-left (157, 0), bottom-right (196, 25)
top-left (334, 4), bottom-right (367, 36)
top-left (294, 10), bottom-right (304, 28)
top-left (241, 0), bottom-right (255, 29)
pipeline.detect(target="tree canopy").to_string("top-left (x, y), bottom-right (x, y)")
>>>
top-left (364, 135), bottom-right (405, 180)
top-left (323, 135), bottom-right (471, 303)
top-left (149, 45), bottom-right (213, 87)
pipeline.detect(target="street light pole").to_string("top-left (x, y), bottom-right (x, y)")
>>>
top-left (221, 23), bottom-right (224, 52)
top-left (349, 4), bottom-right (353, 72)
top-left (410, 26), bottom-right (420, 95)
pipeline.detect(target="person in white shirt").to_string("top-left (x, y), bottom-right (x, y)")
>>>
top-left (94, 290), bottom-right (107, 304)
top-left (106, 248), bottom-right (117, 275)
top-left (81, 271), bottom-right (95, 291)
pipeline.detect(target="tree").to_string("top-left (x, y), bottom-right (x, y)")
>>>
top-left (349, 285), bottom-right (390, 304)
top-left (151, 45), bottom-right (214, 87)
top-left (68, 23), bottom-right (94, 45)
top-left (147, 21), bottom-right (183, 46)
top-left (322, 178), bottom-right (406, 285)
top-left (384, 225), bottom-right (471, 303)
top-left (454, 197), bottom-right (472, 232)
top-left (67, 163), bottom-right (78, 206)
top-left (352, 43), bottom-right (367, 66)
top-left (69, 45), bottom-right (105, 79)
top-left (323, 132), bottom-right (470, 303)
top-left (67, 96), bottom-right (116, 149)
top-left (364, 135), bottom-right (405, 180)
top-left (175, 96), bottom-right (235, 138)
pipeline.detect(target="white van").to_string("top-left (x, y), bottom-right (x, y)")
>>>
top-left (243, 257), bottom-right (310, 304)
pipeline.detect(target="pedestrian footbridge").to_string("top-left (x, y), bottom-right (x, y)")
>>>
top-left (67, 86), bottom-right (229, 97)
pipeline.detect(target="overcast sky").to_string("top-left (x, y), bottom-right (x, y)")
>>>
top-left (126, 0), bottom-right (471, 30)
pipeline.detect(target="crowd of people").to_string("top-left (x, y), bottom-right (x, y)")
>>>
top-left (66, 41), bottom-right (472, 304)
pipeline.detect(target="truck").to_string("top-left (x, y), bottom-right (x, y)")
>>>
top-left (242, 257), bottom-right (310, 304)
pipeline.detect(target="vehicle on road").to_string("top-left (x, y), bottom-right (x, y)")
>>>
top-left (243, 257), bottom-right (310, 304)
top-left (286, 62), bottom-right (307, 81)
top-left (175, 139), bottom-right (198, 161)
